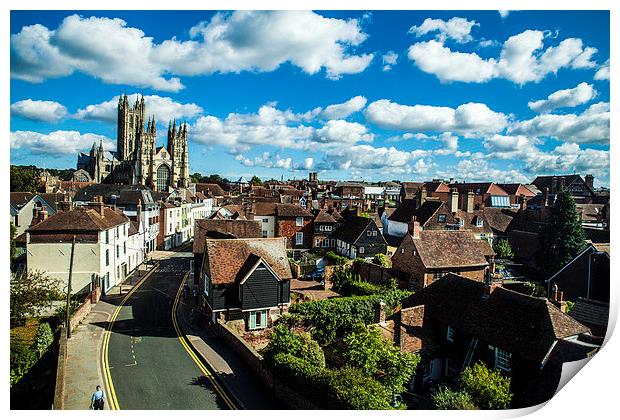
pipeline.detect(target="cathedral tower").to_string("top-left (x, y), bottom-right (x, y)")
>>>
top-left (117, 94), bottom-right (146, 161)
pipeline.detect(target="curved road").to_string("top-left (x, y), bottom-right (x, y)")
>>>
top-left (102, 256), bottom-right (232, 409)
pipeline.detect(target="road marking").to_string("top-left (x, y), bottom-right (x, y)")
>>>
top-left (101, 264), bottom-right (159, 410)
top-left (171, 275), bottom-right (238, 410)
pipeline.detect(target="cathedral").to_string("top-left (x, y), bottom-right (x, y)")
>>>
top-left (76, 94), bottom-right (190, 191)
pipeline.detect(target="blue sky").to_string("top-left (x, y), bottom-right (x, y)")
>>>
top-left (10, 10), bottom-right (610, 186)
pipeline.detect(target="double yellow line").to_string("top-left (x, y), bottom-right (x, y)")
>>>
top-left (101, 265), bottom-right (158, 410)
top-left (171, 274), bottom-right (238, 410)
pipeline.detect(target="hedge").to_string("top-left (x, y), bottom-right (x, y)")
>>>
top-left (271, 353), bottom-right (393, 410)
top-left (289, 289), bottom-right (412, 344)
top-left (10, 339), bottom-right (37, 386)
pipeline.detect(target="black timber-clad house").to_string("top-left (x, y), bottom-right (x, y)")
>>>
top-left (332, 215), bottom-right (387, 259)
top-left (200, 237), bottom-right (292, 330)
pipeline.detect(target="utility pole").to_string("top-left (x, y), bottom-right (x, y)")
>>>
top-left (66, 235), bottom-right (76, 339)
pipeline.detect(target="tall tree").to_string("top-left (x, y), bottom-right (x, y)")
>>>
top-left (10, 165), bottom-right (40, 192)
top-left (189, 172), bottom-right (203, 183)
top-left (537, 187), bottom-right (587, 275)
top-left (250, 175), bottom-right (263, 186)
top-left (10, 271), bottom-right (61, 327)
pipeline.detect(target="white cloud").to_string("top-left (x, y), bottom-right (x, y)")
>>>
top-left (498, 11), bottom-right (511, 19)
top-left (509, 102), bottom-right (609, 144)
top-left (317, 144), bottom-right (429, 171)
top-left (235, 152), bottom-right (292, 170)
top-left (408, 29), bottom-right (599, 84)
top-left (11, 12), bottom-right (373, 91)
top-left (10, 130), bottom-right (115, 156)
top-left (11, 99), bottom-right (68, 122)
top-left (321, 96), bottom-right (367, 120)
top-left (74, 93), bottom-right (203, 123)
top-left (364, 99), bottom-right (508, 135)
top-left (528, 82), bottom-right (597, 113)
top-left (314, 120), bottom-right (373, 144)
top-left (408, 17), bottom-right (478, 43)
top-left (594, 59), bottom-right (610, 81)
top-left (382, 51), bottom-right (398, 71)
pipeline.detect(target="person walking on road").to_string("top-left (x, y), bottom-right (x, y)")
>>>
top-left (90, 385), bottom-right (105, 410)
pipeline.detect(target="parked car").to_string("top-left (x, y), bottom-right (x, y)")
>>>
top-left (305, 267), bottom-right (325, 281)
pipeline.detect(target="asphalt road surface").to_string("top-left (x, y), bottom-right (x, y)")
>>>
top-left (105, 257), bottom-right (230, 409)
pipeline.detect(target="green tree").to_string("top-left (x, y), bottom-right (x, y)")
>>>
top-left (372, 253), bottom-right (389, 268)
top-left (537, 188), bottom-right (587, 275)
top-left (190, 172), bottom-right (203, 183)
top-left (10, 165), bottom-right (41, 193)
top-left (264, 324), bottom-right (325, 368)
top-left (432, 387), bottom-right (477, 410)
top-left (459, 362), bottom-right (512, 409)
top-left (343, 325), bottom-right (419, 394)
top-left (250, 175), bottom-right (263, 186)
top-left (493, 239), bottom-right (514, 259)
top-left (10, 223), bottom-right (18, 263)
top-left (10, 271), bottom-right (61, 327)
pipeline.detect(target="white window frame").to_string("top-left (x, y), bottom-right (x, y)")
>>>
top-left (296, 216), bottom-right (304, 226)
top-left (359, 246), bottom-right (365, 254)
top-left (476, 217), bottom-right (483, 228)
top-left (446, 325), bottom-right (455, 342)
top-left (438, 213), bottom-right (447, 223)
top-left (495, 348), bottom-right (511, 371)
top-left (295, 232), bottom-right (304, 245)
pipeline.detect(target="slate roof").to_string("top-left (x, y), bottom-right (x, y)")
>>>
top-left (10, 192), bottom-right (35, 210)
top-left (116, 189), bottom-right (156, 206)
top-left (569, 298), bottom-right (609, 329)
top-left (28, 206), bottom-right (128, 233)
top-left (74, 183), bottom-right (150, 203)
top-left (408, 230), bottom-right (494, 269)
top-left (204, 238), bottom-right (292, 285)
top-left (193, 219), bottom-right (262, 254)
top-left (333, 215), bottom-right (384, 244)
top-left (38, 193), bottom-right (69, 212)
top-left (275, 203), bottom-right (313, 218)
top-left (402, 274), bottom-right (591, 362)
top-left (531, 174), bottom-right (586, 192)
top-left (388, 199), bottom-right (445, 226)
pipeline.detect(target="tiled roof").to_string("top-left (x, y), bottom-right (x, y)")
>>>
top-left (28, 206), bottom-right (128, 233)
top-left (388, 199), bottom-right (447, 226)
top-left (128, 221), bottom-right (139, 236)
top-left (10, 192), bottom-right (35, 210)
top-left (592, 242), bottom-right (610, 255)
top-left (195, 183), bottom-right (226, 197)
top-left (497, 183), bottom-right (537, 197)
top-left (454, 210), bottom-right (493, 234)
top-left (576, 203), bottom-right (605, 222)
top-left (314, 210), bottom-right (337, 223)
top-left (204, 238), bottom-right (292, 285)
top-left (388, 199), bottom-right (418, 223)
top-left (409, 230), bottom-right (494, 269)
top-left (252, 202), bottom-right (277, 216)
top-left (482, 208), bottom-right (518, 234)
top-left (424, 182), bottom-right (450, 193)
top-left (38, 193), bottom-right (70, 212)
top-left (402, 274), bottom-right (591, 362)
top-left (193, 219), bottom-right (262, 254)
top-left (531, 174), bottom-right (583, 191)
top-left (275, 203), bottom-right (313, 217)
top-left (116, 189), bottom-right (156, 206)
top-left (326, 208), bottom-right (344, 222)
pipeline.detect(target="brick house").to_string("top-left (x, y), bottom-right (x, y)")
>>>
top-left (311, 209), bottom-right (340, 249)
top-left (335, 181), bottom-right (365, 199)
top-left (448, 182), bottom-right (510, 209)
top-left (274, 203), bottom-right (314, 250)
top-left (192, 218), bottom-right (262, 284)
top-left (332, 215), bottom-right (387, 259)
top-left (392, 224), bottom-right (495, 290)
top-left (387, 199), bottom-right (457, 237)
top-left (497, 183), bottom-right (537, 207)
top-left (391, 274), bottom-right (599, 408)
top-left (200, 237), bottom-right (292, 330)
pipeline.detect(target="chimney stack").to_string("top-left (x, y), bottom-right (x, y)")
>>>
top-left (449, 188), bottom-right (459, 213)
top-left (410, 217), bottom-right (421, 239)
top-left (466, 190), bottom-right (474, 213)
top-left (519, 195), bottom-right (527, 211)
top-left (418, 186), bottom-right (427, 206)
top-left (542, 187), bottom-right (549, 207)
top-left (585, 174), bottom-right (594, 190)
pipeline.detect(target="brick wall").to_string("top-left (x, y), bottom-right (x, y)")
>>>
top-left (399, 305), bottom-right (425, 353)
top-left (53, 326), bottom-right (68, 410)
top-left (277, 217), bottom-right (313, 249)
top-left (354, 261), bottom-right (394, 285)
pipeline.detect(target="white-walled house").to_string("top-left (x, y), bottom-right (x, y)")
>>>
top-left (26, 202), bottom-right (132, 295)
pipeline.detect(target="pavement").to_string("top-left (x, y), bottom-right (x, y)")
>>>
top-left (60, 243), bottom-right (279, 410)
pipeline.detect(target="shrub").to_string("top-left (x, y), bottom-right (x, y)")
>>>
top-left (373, 253), bottom-right (389, 268)
top-left (264, 324), bottom-right (325, 368)
top-left (523, 282), bottom-right (546, 297)
top-left (10, 339), bottom-right (37, 386)
top-left (460, 362), bottom-right (512, 409)
top-left (290, 289), bottom-right (412, 344)
top-left (32, 323), bottom-right (54, 357)
top-left (432, 387), bottom-right (477, 410)
top-left (494, 239), bottom-right (514, 259)
top-left (325, 251), bottom-right (349, 266)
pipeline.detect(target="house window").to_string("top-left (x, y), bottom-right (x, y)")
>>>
top-left (446, 325), bottom-right (455, 342)
top-left (262, 230), bottom-right (268, 238)
top-left (495, 348), bottom-right (511, 371)
top-left (105, 249), bottom-right (110, 266)
top-left (326, 225), bottom-right (332, 231)
top-left (249, 310), bottom-right (268, 330)
top-left (438, 214), bottom-right (446, 223)
top-left (476, 217), bottom-right (483, 228)
top-left (372, 231), bottom-right (377, 236)
top-left (262, 218), bottom-right (269, 223)
top-left (203, 274), bottom-right (210, 296)
top-left (295, 232), bottom-right (304, 245)
top-left (367, 230), bottom-right (372, 236)
top-left (296, 217), bottom-right (304, 226)
top-left (116, 245), bottom-right (119, 258)
top-left (422, 359), bottom-right (433, 378)
top-left (116, 226), bottom-right (119, 238)
top-left (123, 242), bottom-right (126, 255)
top-left (105, 230), bottom-right (109, 243)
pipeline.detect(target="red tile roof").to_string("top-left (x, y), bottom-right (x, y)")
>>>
top-left (406, 230), bottom-right (495, 269)
top-left (193, 219), bottom-right (262, 254)
top-left (28, 206), bottom-right (129, 233)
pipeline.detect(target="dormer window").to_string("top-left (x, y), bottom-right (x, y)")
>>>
top-left (296, 217), bottom-right (304, 226)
